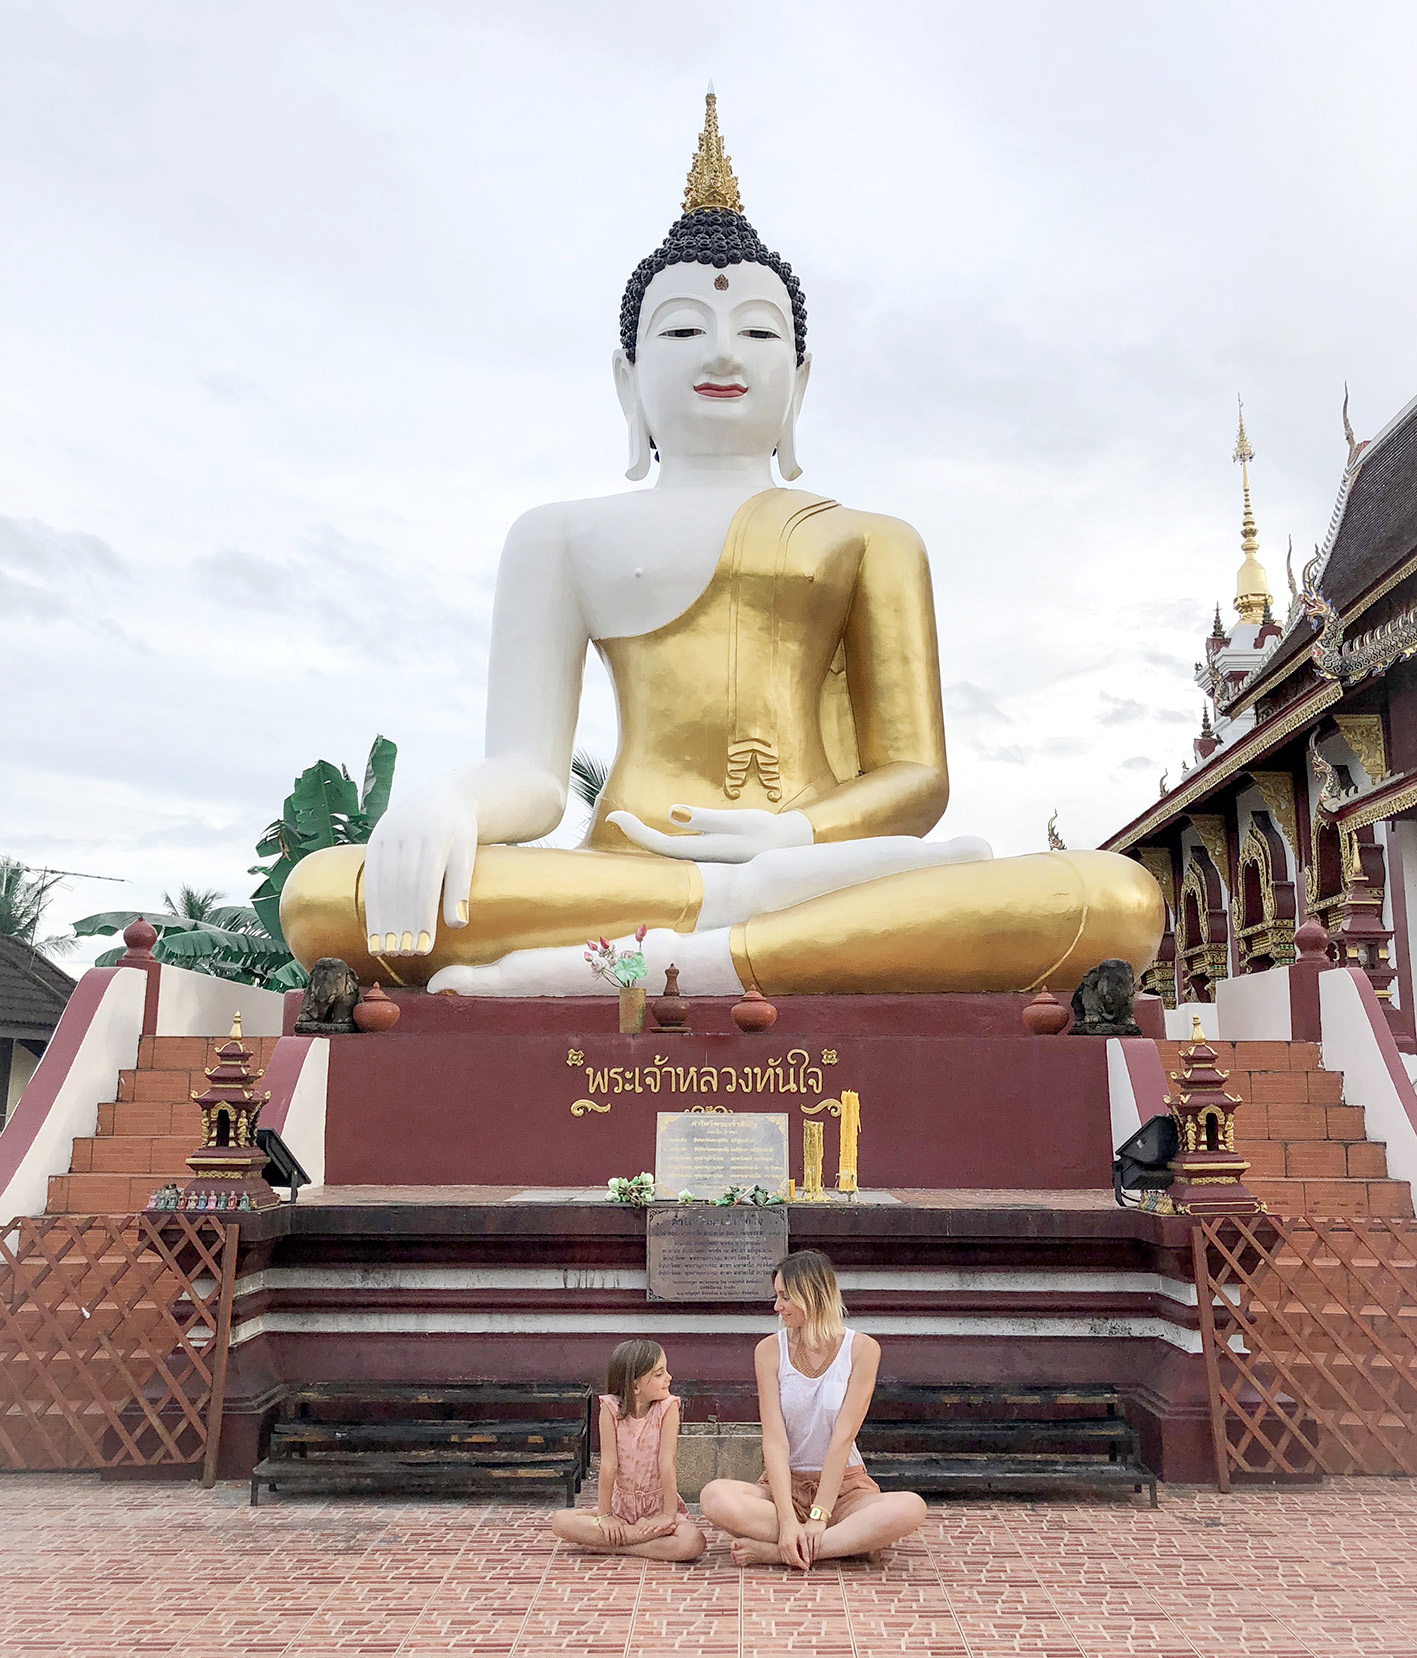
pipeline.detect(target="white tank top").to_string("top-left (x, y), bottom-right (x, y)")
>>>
top-left (776, 1327), bottom-right (864, 1471)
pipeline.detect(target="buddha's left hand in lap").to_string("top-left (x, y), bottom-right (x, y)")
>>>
top-left (607, 805), bottom-right (814, 863)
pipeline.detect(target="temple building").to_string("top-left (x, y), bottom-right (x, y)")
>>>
top-left (1102, 391), bottom-right (1417, 1044)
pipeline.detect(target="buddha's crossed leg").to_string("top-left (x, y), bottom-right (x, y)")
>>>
top-left (281, 838), bottom-right (1162, 996)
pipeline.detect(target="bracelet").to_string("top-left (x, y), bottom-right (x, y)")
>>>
top-left (808, 1504), bottom-right (831, 1522)
top-left (592, 1515), bottom-right (604, 1528)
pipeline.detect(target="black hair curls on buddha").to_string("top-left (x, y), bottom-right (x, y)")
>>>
top-left (619, 207), bottom-right (808, 366)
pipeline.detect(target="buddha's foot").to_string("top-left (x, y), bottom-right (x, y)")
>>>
top-left (427, 964), bottom-right (503, 996)
top-left (426, 927), bottom-right (741, 997)
top-left (696, 833), bottom-right (993, 930)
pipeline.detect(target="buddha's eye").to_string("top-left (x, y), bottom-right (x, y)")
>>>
top-left (741, 328), bottom-right (780, 340)
top-left (660, 326), bottom-right (705, 338)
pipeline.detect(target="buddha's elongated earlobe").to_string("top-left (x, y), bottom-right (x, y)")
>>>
top-left (774, 354), bottom-right (812, 483)
top-left (612, 348), bottom-right (653, 482)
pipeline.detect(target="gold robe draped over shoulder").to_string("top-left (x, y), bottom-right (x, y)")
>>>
top-left (281, 489), bottom-right (1164, 991)
top-left (589, 489), bottom-right (949, 848)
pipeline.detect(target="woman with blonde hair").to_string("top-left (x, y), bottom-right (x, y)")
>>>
top-left (700, 1249), bottom-right (926, 1568)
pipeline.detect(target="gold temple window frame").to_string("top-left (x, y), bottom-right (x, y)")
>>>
top-left (1178, 847), bottom-right (1230, 1001)
top-left (1234, 812), bottom-right (1297, 973)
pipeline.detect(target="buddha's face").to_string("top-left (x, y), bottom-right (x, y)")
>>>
top-left (615, 261), bottom-right (809, 468)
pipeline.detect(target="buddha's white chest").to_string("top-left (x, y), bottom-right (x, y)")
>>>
top-left (565, 487), bottom-right (765, 641)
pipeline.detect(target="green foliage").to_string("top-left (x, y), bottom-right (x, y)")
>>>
top-left (74, 905), bottom-right (300, 988)
top-left (250, 736), bottom-right (396, 946)
top-left (161, 886), bottom-right (240, 926)
top-left (570, 748), bottom-right (611, 811)
top-left (75, 736), bottom-right (397, 990)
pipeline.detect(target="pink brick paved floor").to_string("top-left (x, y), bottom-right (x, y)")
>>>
top-left (3, 1475), bottom-right (1417, 1657)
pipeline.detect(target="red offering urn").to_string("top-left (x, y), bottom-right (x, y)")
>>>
top-left (731, 985), bottom-right (778, 1033)
top-left (1021, 988), bottom-right (1070, 1036)
top-left (652, 964), bottom-right (690, 1033)
top-left (353, 983), bottom-right (401, 1033)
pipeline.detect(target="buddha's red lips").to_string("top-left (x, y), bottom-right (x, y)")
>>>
top-left (694, 382), bottom-right (748, 398)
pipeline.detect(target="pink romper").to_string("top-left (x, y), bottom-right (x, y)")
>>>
top-left (600, 1394), bottom-right (688, 1524)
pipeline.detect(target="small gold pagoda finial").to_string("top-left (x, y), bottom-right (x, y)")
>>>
top-left (1191, 1013), bottom-right (1205, 1041)
top-left (1232, 396), bottom-right (1271, 625)
top-left (230, 1012), bottom-right (242, 1038)
top-left (682, 84), bottom-right (744, 215)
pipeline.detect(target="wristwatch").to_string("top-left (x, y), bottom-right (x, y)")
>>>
top-left (808, 1505), bottom-right (830, 1522)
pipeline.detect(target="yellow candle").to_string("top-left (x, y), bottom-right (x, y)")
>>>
top-left (802, 1119), bottom-right (824, 1198)
top-left (837, 1090), bottom-right (859, 1193)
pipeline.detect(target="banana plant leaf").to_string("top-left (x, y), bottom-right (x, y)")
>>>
top-left (360, 735), bottom-right (397, 825)
top-left (81, 736), bottom-right (396, 987)
top-left (250, 736), bottom-right (397, 945)
top-left (146, 924), bottom-right (288, 963)
top-left (74, 909), bottom-right (211, 938)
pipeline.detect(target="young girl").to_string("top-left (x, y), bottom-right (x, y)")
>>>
top-left (550, 1340), bottom-right (705, 1561)
top-left (701, 1249), bottom-right (926, 1569)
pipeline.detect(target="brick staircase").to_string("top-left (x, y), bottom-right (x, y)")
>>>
top-left (1155, 1039), bottom-right (1412, 1217)
top-left (46, 1035), bottom-right (281, 1214)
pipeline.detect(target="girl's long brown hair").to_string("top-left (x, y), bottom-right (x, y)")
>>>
top-left (776, 1249), bottom-right (847, 1351)
top-left (606, 1339), bottom-right (664, 1418)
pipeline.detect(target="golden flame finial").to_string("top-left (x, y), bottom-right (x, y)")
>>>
top-left (1232, 396), bottom-right (1271, 625)
top-left (682, 85), bottom-right (743, 216)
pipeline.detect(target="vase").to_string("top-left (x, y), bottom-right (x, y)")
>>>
top-left (352, 982), bottom-right (401, 1033)
top-left (652, 965), bottom-right (690, 1033)
top-left (731, 985), bottom-right (777, 1033)
top-left (619, 985), bottom-right (646, 1034)
top-left (1021, 988), bottom-right (1069, 1036)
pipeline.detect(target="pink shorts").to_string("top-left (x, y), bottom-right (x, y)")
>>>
top-left (755, 1466), bottom-right (882, 1523)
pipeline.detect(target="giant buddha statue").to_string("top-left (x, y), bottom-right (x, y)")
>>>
top-left (283, 94), bottom-right (1162, 996)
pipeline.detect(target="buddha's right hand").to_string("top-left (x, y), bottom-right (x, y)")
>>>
top-left (362, 780), bottom-right (479, 956)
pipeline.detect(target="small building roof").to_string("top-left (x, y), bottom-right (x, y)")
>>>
top-left (0, 934), bottom-right (76, 1040)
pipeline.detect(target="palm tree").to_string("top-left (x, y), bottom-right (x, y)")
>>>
top-left (570, 750), bottom-right (611, 810)
top-left (161, 885), bottom-right (227, 924)
top-left (0, 857), bottom-right (77, 956)
top-left (159, 886), bottom-right (262, 933)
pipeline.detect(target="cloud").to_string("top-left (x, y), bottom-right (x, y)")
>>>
top-left (1098, 692), bottom-right (1193, 727)
top-left (943, 680), bottom-right (1011, 723)
top-left (1117, 755), bottom-right (1155, 772)
top-left (0, 515), bottom-right (126, 624)
top-left (973, 744), bottom-right (1033, 766)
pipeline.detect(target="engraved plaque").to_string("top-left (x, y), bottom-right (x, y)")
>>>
top-left (646, 1205), bottom-right (789, 1302)
top-left (654, 1111), bottom-right (789, 1200)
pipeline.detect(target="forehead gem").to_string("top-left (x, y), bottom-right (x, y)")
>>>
top-left (714, 273), bottom-right (729, 291)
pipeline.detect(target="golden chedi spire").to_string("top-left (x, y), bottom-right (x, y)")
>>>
top-left (1232, 397), bottom-right (1271, 626)
top-left (683, 83), bottom-right (744, 215)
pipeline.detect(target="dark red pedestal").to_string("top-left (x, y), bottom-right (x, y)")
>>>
top-left (303, 993), bottom-right (1124, 1191)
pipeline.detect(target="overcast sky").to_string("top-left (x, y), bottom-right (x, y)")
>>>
top-left (5, 0), bottom-right (1416, 965)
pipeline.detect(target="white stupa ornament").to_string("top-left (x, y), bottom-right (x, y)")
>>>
top-left (1232, 398), bottom-right (1272, 626)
